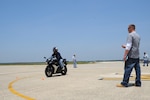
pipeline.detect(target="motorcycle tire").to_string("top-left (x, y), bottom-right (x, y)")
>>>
top-left (61, 66), bottom-right (67, 75)
top-left (45, 66), bottom-right (53, 77)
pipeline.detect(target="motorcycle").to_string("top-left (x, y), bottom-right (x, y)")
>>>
top-left (44, 57), bottom-right (67, 77)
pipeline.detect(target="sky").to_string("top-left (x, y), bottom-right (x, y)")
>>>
top-left (0, 0), bottom-right (150, 63)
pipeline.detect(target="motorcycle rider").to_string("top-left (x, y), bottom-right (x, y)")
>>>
top-left (51, 47), bottom-right (64, 68)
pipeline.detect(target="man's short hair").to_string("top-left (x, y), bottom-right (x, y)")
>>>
top-left (130, 24), bottom-right (136, 30)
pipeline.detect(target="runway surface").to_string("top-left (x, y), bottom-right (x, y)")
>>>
top-left (0, 62), bottom-right (150, 100)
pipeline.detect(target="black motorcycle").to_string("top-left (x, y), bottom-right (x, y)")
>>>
top-left (44, 57), bottom-right (67, 77)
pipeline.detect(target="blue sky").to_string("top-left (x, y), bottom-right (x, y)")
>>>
top-left (0, 0), bottom-right (150, 62)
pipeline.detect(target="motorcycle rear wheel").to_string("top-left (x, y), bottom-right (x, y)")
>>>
top-left (61, 66), bottom-right (67, 75)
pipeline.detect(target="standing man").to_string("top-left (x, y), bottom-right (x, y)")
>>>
top-left (143, 52), bottom-right (149, 66)
top-left (117, 24), bottom-right (141, 87)
top-left (72, 54), bottom-right (77, 68)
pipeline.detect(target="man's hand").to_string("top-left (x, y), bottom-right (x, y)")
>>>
top-left (123, 56), bottom-right (127, 62)
top-left (122, 45), bottom-right (126, 48)
top-left (123, 50), bottom-right (129, 62)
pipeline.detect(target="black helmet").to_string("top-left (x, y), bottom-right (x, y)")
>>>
top-left (53, 47), bottom-right (58, 52)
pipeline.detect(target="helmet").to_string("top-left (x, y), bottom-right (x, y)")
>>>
top-left (53, 47), bottom-right (58, 52)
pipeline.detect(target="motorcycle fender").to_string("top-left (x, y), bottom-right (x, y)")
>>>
top-left (53, 65), bottom-right (58, 73)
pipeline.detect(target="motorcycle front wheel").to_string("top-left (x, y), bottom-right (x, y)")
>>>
top-left (45, 66), bottom-right (53, 77)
